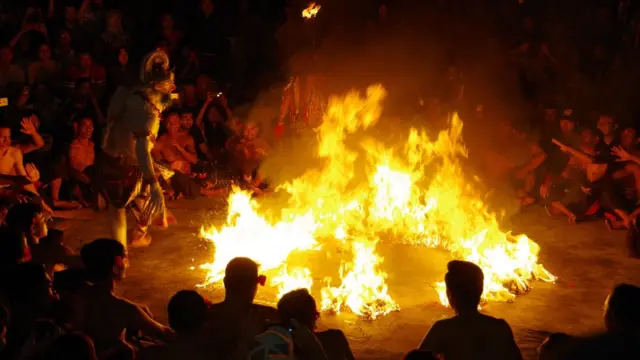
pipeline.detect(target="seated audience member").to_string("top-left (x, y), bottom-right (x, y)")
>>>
top-left (404, 349), bottom-right (438, 360)
top-left (566, 283), bottom-right (640, 359)
top-left (180, 110), bottom-right (209, 162)
top-left (226, 120), bottom-right (269, 193)
top-left (538, 332), bottom-right (579, 360)
top-left (68, 116), bottom-right (96, 206)
top-left (419, 260), bottom-right (522, 360)
top-left (4, 203), bottom-right (48, 245)
top-left (44, 332), bottom-right (98, 360)
top-left (596, 113), bottom-right (618, 151)
top-left (0, 123), bottom-right (42, 195)
top-left (79, 238), bottom-right (173, 358)
top-left (541, 128), bottom-right (608, 224)
top-left (207, 257), bottom-right (278, 359)
top-left (196, 92), bottom-right (232, 158)
top-left (542, 109), bottom-right (579, 177)
top-left (0, 46), bottom-right (26, 91)
top-left (52, 268), bottom-right (90, 330)
top-left (28, 43), bottom-right (60, 86)
top-left (277, 288), bottom-right (354, 360)
top-left (67, 52), bottom-right (106, 94)
top-left (154, 113), bottom-right (226, 198)
top-left (1, 263), bottom-right (58, 359)
top-left (154, 112), bottom-right (197, 175)
top-left (140, 290), bottom-right (209, 360)
top-left (0, 226), bottom-right (31, 268)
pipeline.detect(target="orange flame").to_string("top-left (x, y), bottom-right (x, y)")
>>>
top-left (302, 2), bottom-right (321, 19)
top-left (200, 84), bottom-right (555, 318)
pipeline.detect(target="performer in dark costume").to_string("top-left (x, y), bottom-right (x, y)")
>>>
top-left (94, 49), bottom-right (176, 248)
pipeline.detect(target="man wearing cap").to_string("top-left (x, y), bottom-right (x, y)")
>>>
top-left (95, 49), bottom-right (176, 248)
top-left (206, 257), bottom-right (278, 359)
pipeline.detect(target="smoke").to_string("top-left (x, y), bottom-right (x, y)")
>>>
top-left (245, 3), bottom-right (533, 217)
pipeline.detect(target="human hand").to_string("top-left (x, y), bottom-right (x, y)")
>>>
top-left (25, 163), bottom-right (40, 183)
top-left (567, 212), bottom-right (577, 225)
top-left (170, 139), bottom-right (182, 150)
top-left (206, 92), bottom-right (216, 103)
top-left (20, 117), bottom-right (37, 135)
top-left (612, 146), bottom-right (632, 162)
top-left (144, 182), bottom-right (165, 222)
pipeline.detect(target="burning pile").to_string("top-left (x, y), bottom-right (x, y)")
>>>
top-left (200, 85), bottom-right (555, 319)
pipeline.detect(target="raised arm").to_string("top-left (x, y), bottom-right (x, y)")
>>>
top-left (18, 117), bottom-right (45, 154)
top-left (552, 138), bottom-right (594, 164)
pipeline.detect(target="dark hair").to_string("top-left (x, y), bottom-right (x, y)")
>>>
top-left (44, 332), bottom-right (97, 360)
top-left (404, 350), bottom-right (438, 360)
top-left (3, 262), bottom-right (49, 303)
top-left (53, 268), bottom-right (88, 294)
top-left (223, 257), bottom-right (258, 292)
top-left (606, 283), bottom-right (640, 331)
top-left (80, 239), bottom-right (125, 281)
top-left (444, 260), bottom-right (484, 311)
top-left (5, 203), bottom-right (43, 234)
top-left (277, 288), bottom-right (317, 327)
top-left (0, 226), bottom-right (29, 266)
top-left (167, 290), bottom-right (208, 334)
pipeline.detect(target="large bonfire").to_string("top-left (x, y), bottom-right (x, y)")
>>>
top-left (200, 85), bottom-right (555, 319)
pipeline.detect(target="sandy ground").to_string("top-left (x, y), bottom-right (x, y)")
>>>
top-left (56, 198), bottom-right (639, 360)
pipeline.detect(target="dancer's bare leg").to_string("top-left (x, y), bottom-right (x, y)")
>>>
top-left (112, 207), bottom-right (128, 248)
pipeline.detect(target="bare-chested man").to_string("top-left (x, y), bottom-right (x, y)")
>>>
top-left (226, 121), bottom-right (269, 193)
top-left (79, 238), bottom-right (173, 358)
top-left (153, 112), bottom-right (197, 175)
top-left (0, 124), bottom-right (52, 214)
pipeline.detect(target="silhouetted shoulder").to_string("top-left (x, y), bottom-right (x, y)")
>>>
top-left (251, 303), bottom-right (279, 323)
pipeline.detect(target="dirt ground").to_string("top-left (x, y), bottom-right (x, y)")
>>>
top-left (57, 198), bottom-right (640, 360)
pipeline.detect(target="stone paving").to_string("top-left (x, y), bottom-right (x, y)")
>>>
top-left (57, 198), bottom-right (639, 360)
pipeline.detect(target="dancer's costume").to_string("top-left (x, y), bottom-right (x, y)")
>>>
top-left (279, 74), bottom-right (324, 135)
top-left (278, 51), bottom-right (325, 137)
top-left (94, 49), bottom-right (175, 246)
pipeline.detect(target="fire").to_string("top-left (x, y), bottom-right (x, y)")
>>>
top-left (302, 2), bottom-right (321, 19)
top-left (200, 84), bottom-right (555, 318)
top-left (272, 266), bottom-right (314, 299)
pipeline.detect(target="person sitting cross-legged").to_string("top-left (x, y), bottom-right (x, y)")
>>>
top-left (419, 260), bottom-right (522, 360)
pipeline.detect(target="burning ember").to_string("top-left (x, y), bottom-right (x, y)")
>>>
top-left (200, 84), bottom-right (556, 319)
top-left (302, 2), bottom-right (321, 19)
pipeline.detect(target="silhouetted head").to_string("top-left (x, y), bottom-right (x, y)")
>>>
top-left (81, 239), bottom-right (128, 282)
top-left (44, 332), bottom-right (97, 360)
top-left (404, 349), bottom-right (438, 360)
top-left (604, 283), bottom-right (640, 334)
top-left (223, 257), bottom-right (265, 302)
top-left (168, 290), bottom-right (208, 335)
top-left (445, 260), bottom-right (484, 313)
top-left (5, 203), bottom-right (47, 243)
top-left (277, 289), bottom-right (319, 330)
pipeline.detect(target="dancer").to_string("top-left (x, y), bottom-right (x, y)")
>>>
top-left (277, 52), bottom-right (325, 138)
top-left (96, 49), bottom-right (176, 248)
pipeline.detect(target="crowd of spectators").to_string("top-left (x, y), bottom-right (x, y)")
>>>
top-left (0, 0), bottom-right (640, 359)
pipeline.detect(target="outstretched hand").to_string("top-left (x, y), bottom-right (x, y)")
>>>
top-left (611, 145), bottom-right (632, 162)
top-left (20, 117), bottom-right (37, 135)
top-left (25, 163), bottom-right (40, 183)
